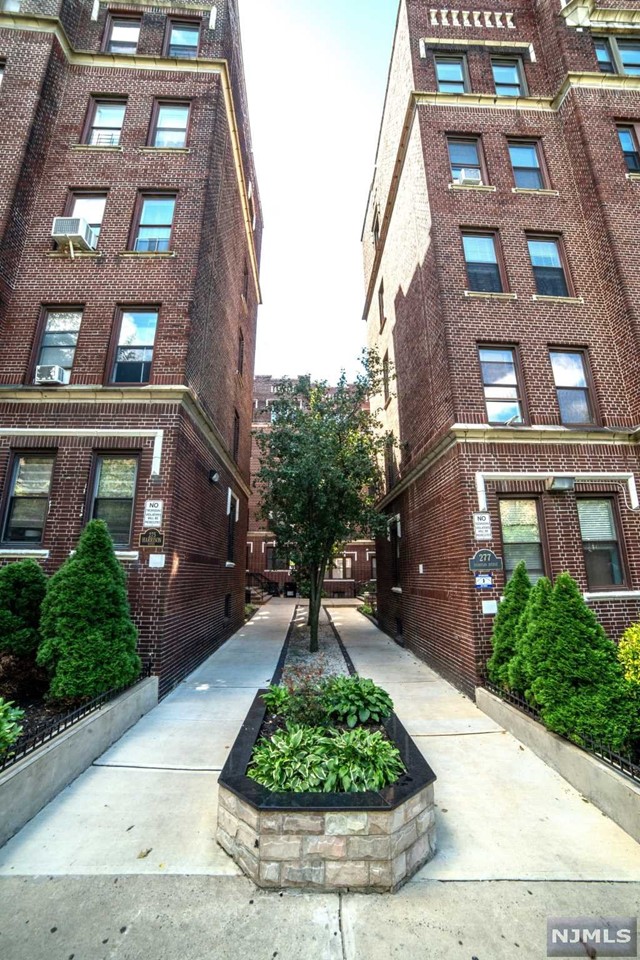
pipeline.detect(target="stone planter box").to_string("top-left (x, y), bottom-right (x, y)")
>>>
top-left (0, 676), bottom-right (158, 847)
top-left (216, 691), bottom-right (437, 892)
top-left (477, 688), bottom-right (640, 843)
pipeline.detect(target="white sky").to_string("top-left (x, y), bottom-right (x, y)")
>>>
top-left (239, 0), bottom-right (398, 382)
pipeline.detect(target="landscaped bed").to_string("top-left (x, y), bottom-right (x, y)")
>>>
top-left (217, 621), bottom-right (437, 893)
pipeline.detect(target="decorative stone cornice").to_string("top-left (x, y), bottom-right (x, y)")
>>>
top-left (561, 0), bottom-right (640, 30)
top-left (427, 9), bottom-right (516, 28)
top-left (0, 11), bottom-right (261, 304)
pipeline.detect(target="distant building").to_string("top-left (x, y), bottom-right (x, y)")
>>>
top-left (0, 0), bottom-right (261, 693)
top-left (247, 375), bottom-right (376, 598)
top-left (363, 0), bottom-right (640, 694)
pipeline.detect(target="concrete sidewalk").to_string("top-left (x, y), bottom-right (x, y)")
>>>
top-left (0, 599), bottom-right (296, 877)
top-left (1, 602), bottom-right (639, 960)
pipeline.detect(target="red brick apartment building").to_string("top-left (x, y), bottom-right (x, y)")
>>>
top-left (364, 0), bottom-right (640, 695)
top-left (247, 375), bottom-right (377, 598)
top-left (0, 0), bottom-right (261, 694)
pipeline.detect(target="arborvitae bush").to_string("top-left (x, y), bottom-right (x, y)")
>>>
top-left (528, 572), bottom-right (636, 752)
top-left (486, 561), bottom-right (531, 688)
top-left (507, 576), bottom-right (553, 695)
top-left (0, 559), bottom-right (47, 659)
top-left (37, 521), bottom-right (141, 700)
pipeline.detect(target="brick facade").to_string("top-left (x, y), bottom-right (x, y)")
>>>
top-left (0, 0), bottom-right (261, 694)
top-left (247, 376), bottom-right (376, 598)
top-left (364, 0), bottom-right (640, 695)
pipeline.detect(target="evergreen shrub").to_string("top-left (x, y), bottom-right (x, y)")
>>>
top-left (0, 559), bottom-right (47, 658)
top-left (507, 576), bottom-right (553, 695)
top-left (486, 561), bottom-right (531, 687)
top-left (37, 521), bottom-right (141, 700)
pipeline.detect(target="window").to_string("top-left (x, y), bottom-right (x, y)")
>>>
top-left (478, 346), bottom-right (524, 424)
top-left (578, 499), bottom-right (624, 589)
top-left (224, 594), bottom-right (231, 619)
top-left (227, 491), bottom-right (239, 563)
top-left (390, 515), bottom-right (401, 586)
top-left (499, 499), bottom-right (544, 582)
top-left (233, 410), bottom-right (240, 462)
top-left (617, 125), bottom-right (640, 172)
top-left (237, 330), bottom-right (245, 375)
top-left (383, 351), bottom-right (390, 404)
top-left (0, 63), bottom-right (4, 89)
top-left (527, 236), bottom-right (570, 298)
top-left (150, 101), bottom-right (190, 149)
top-left (35, 308), bottom-right (83, 384)
top-left (435, 57), bottom-right (468, 93)
top-left (165, 20), bottom-right (200, 58)
top-left (549, 350), bottom-right (595, 425)
top-left (131, 194), bottom-right (176, 252)
top-left (373, 210), bottom-right (380, 248)
top-left (105, 17), bottom-right (140, 55)
top-left (266, 546), bottom-right (289, 571)
top-left (242, 260), bottom-right (250, 301)
top-left (492, 58), bottom-right (525, 97)
top-left (595, 38), bottom-right (615, 73)
top-left (462, 231), bottom-right (505, 293)
top-left (370, 555), bottom-right (377, 579)
top-left (595, 37), bottom-right (640, 75)
top-left (378, 280), bottom-right (386, 330)
top-left (111, 308), bottom-right (158, 384)
top-left (2, 455), bottom-right (54, 544)
top-left (448, 137), bottom-right (484, 183)
top-left (84, 99), bottom-right (126, 146)
top-left (91, 456), bottom-right (137, 546)
top-left (69, 192), bottom-right (107, 240)
top-left (330, 556), bottom-right (353, 580)
top-left (508, 140), bottom-right (545, 189)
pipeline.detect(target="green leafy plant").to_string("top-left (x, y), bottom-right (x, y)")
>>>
top-left (507, 576), bottom-right (553, 695)
top-left (358, 603), bottom-right (375, 618)
top-left (528, 572), bottom-right (637, 752)
top-left (324, 675), bottom-right (393, 727)
top-left (0, 559), bottom-right (48, 659)
top-left (486, 561), bottom-right (531, 688)
top-left (261, 684), bottom-right (291, 716)
top-left (324, 728), bottom-right (404, 793)
top-left (37, 520), bottom-right (141, 700)
top-left (0, 697), bottom-right (24, 758)
top-left (248, 725), bottom-right (332, 792)
top-left (619, 623), bottom-right (640, 686)
top-left (282, 662), bottom-right (331, 726)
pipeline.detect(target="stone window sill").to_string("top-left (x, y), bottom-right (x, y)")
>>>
top-left (138, 147), bottom-right (190, 154)
top-left (512, 187), bottom-right (560, 196)
top-left (464, 290), bottom-right (517, 300)
top-left (115, 551), bottom-right (140, 561)
top-left (391, 586), bottom-right (403, 594)
top-left (0, 548), bottom-right (50, 559)
top-left (584, 590), bottom-right (640, 601)
top-left (225, 561), bottom-right (236, 568)
top-left (626, 172), bottom-right (640, 181)
top-left (531, 294), bottom-right (584, 304)
top-left (118, 251), bottom-right (176, 258)
top-left (71, 144), bottom-right (123, 153)
top-left (46, 250), bottom-right (103, 259)
top-left (448, 183), bottom-right (496, 192)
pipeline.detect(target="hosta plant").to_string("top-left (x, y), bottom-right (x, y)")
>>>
top-left (0, 697), bottom-right (25, 758)
top-left (248, 725), bottom-right (332, 792)
top-left (261, 684), bottom-right (291, 716)
top-left (323, 728), bottom-right (404, 793)
top-left (324, 675), bottom-right (393, 727)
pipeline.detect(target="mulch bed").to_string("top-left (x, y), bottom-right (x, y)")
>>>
top-left (0, 654), bottom-right (79, 742)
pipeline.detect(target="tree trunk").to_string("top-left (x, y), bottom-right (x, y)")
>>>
top-left (308, 562), bottom-right (325, 653)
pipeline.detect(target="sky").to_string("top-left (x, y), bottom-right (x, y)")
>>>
top-left (239, 0), bottom-right (399, 383)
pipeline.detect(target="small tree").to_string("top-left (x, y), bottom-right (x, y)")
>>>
top-left (37, 520), bottom-right (141, 700)
top-left (507, 576), bottom-right (553, 695)
top-left (529, 572), bottom-right (636, 751)
top-left (0, 559), bottom-right (47, 659)
top-left (618, 623), bottom-right (640, 687)
top-left (255, 353), bottom-right (390, 652)
top-left (486, 561), bottom-right (531, 688)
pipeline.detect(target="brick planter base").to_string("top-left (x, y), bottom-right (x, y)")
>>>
top-left (216, 692), bottom-right (437, 892)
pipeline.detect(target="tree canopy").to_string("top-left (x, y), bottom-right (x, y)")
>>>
top-left (255, 352), bottom-right (391, 650)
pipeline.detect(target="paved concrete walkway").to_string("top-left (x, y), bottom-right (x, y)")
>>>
top-left (1, 602), bottom-right (639, 960)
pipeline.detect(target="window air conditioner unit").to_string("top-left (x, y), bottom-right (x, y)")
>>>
top-left (457, 168), bottom-right (483, 186)
top-left (34, 364), bottom-right (66, 386)
top-left (51, 217), bottom-right (97, 252)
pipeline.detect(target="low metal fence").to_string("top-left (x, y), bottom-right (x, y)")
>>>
top-left (1, 662), bottom-right (153, 774)
top-left (483, 679), bottom-right (640, 785)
